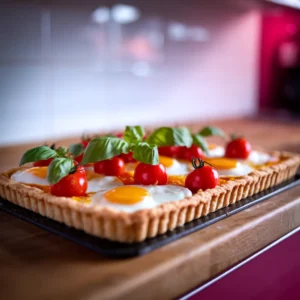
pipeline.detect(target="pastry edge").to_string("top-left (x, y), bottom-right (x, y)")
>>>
top-left (0, 152), bottom-right (299, 243)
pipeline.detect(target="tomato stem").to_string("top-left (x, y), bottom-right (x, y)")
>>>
top-left (191, 157), bottom-right (204, 169)
top-left (69, 164), bottom-right (81, 174)
top-left (191, 157), bottom-right (213, 169)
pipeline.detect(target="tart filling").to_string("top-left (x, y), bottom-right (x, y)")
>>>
top-left (1, 125), bottom-right (299, 242)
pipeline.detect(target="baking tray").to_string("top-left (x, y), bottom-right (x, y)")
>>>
top-left (1, 174), bottom-right (300, 258)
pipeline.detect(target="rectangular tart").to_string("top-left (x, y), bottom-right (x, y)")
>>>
top-left (0, 151), bottom-right (299, 243)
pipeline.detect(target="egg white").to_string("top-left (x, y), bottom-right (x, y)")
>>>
top-left (87, 176), bottom-right (123, 193)
top-left (247, 151), bottom-right (277, 166)
top-left (11, 168), bottom-right (48, 186)
top-left (165, 160), bottom-right (190, 175)
top-left (142, 185), bottom-right (192, 204)
top-left (217, 162), bottom-right (253, 177)
top-left (206, 146), bottom-right (225, 158)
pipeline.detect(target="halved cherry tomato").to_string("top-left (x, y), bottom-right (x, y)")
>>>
top-left (177, 145), bottom-right (204, 161)
top-left (225, 138), bottom-right (251, 159)
top-left (94, 157), bottom-right (125, 176)
top-left (50, 165), bottom-right (87, 197)
top-left (158, 146), bottom-right (181, 158)
top-left (119, 152), bottom-right (136, 163)
top-left (185, 158), bottom-right (219, 193)
top-left (33, 157), bottom-right (54, 167)
top-left (134, 163), bottom-right (167, 185)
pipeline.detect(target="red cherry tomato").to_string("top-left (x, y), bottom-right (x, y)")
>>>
top-left (185, 164), bottom-right (219, 193)
top-left (115, 132), bottom-right (123, 138)
top-left (74, 140), bottom-right (89, 163)
top-left (82, 140), bottom-right (89, 148)
top-left (177, 145), bottom-right (204, 161)
top-left (33, 157), bottom-right (54, 167)
top-left (94, 157), bottom-right (125, 176)
top-left (158, 146), bottom-right (181, 158)
top-left (225, 138), bottom-right (251, 159)
top-left (74, 153), bottom-right (84, 164)
top-left (119, 152), bottom-right (136, 163)
top-left (50, 165), bottom-right (87, 197)
top-left (134, 163), bottom-right (168, 185)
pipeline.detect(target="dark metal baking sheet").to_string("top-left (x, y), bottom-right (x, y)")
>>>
top-left (1, 175), bottom-right (300, 258)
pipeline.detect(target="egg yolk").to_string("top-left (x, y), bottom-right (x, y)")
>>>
top-left (168, 175), bottom-right (186, 186)
top-left (204, 158), bottom-right (238, 170)
top-left (208, 144), bottom-right (217, 150)
top-left (104, 186), bottom-right (149, 205)
top-left (72, 196), bottom-right (92, 204)
top-left (159, 156), bottom-right (175, 168)
top-left (28, 167), bottom-right (48, 178)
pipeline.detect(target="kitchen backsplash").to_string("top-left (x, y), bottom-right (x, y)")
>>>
top-left (0, 1), bottom-right (261, 145)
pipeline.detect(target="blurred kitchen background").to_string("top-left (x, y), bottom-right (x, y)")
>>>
top-left (0, 0), bottom-right (300, 145)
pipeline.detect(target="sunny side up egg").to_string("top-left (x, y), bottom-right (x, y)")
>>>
top-left (11, 167), bottom-right (124, 193)
top-left (205, 158), bottom-right (254, 177)
top-left (91, 185), bottom-right (192, 212)
top-left (247, 151), bottom-right (278, 166)
top-left (11, 167), bottom-right (49, 186)
top-left (206, 145), bottom-right (225, 158)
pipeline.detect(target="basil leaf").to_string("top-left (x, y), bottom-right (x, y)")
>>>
top-left (56, 146), bottom-right (68, 157)
top-left (19, 146), bottom-right (58, 166)
top-left (199, 126), bottom-right (226, 138)
top-left (68, 143), bottom-right (85, 157)
top-left (192, 134), bottom-right (209, 155)
top-left (124, 126), bottom-right (145, 144)
top-left (132, 142), bottom-right (159, 165)
top-left (146, 127), bottom-right (193, 147)
top-left (81, 137), bottom-right (129, 164)
top-left (47, 157), bottom-right (75, 184)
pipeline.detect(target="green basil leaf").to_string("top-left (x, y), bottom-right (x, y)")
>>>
top-left (192, 134), bottom-right (209, 155)
top-left (19, 146), bottom-right (58, 166)
top-left (132, 142), bottom-right (159, 165)
top-left (47, 157), bottom-right (75, 184)
top-left (199, 126), bottom-right (226, 138)
top-left (124, 126), bottom-right (145, 144)
top-left (145, 127), bottom-right (193, 147)
top-left (68, 143), bottom-right (85, 157)
top-left (81, 137), bottom-right (129, 164)
top-left (56, 146), bottom-right (68, 157)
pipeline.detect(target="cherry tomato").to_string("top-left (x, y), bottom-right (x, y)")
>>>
top-left (94, 157), bottom-right (125, 176)
top-left (134, 163), bottom-right (168, 185)
top-left (74, 153), bottom-right (84, 164)
top-left (74, 140), bottom-right (89, 163)
top-left (115, 132), bottom-right (123, 138)
top-left (158, 146), bottom-right (181, 158)
top-left (185, 159), bottom-right (219, 193)
top-left (177, 145), bottom-right (204, 161)
top-left (81, 140), bottom-right (89, 148)
top-left (50, 165), bottom-right (87, 197)
top-left (33, 157), bottom-right (54, 167)
top-left (119, 152), bottom-right (136, 163)
top-left (225, 138), bottom-right (251, 159)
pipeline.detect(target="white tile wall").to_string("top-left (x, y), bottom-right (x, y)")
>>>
top-left (0, 4), bottom-right (261, 145)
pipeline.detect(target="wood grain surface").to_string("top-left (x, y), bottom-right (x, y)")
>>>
top-left (0, 117), bottom-right (300, 300)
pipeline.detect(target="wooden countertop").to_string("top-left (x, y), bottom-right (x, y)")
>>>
top-left (1, 118), bottom-right (300, 300)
